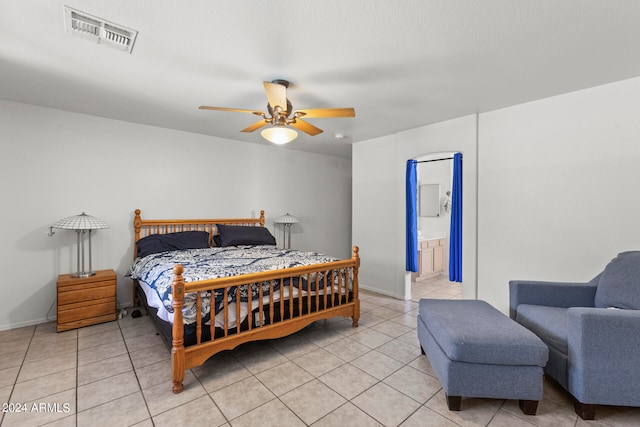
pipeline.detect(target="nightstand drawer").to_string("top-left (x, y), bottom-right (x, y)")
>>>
top-left (57, 299), bottom-right (116, 324)
top-left (58, 285), bottom-right (115, 305)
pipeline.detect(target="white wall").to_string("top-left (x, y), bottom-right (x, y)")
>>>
top-left (0, 100), bottom-right (352, 330)
top-left (353, 115), bottom-right (478, 299)
top-left (353, 75), bottom-right (640, 310)
top-left (352, 135), bottom-right (401, 297)
top-left (477, 76), bottom-right (640, 313)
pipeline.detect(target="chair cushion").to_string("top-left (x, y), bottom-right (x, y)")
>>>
top-left (595, 251), bottom-right (640, 309)
top-left (419, 299), bottom-right (548, 366)
top-left (516, 304), bottom-right (568, 355)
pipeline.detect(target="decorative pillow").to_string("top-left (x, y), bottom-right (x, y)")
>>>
top-left (216, 224), bottom-right (276, 247)
top-left (136, 231), bottom-right (210, 258)
top-left (594, 251), bottom-right (640, 310)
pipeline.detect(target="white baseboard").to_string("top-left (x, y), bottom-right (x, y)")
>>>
top-left (0, 317), bottom-right (51, 332)
top-left (359, 285), bottom-right (404, 300)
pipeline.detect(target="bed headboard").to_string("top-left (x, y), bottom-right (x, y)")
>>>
top-left (133, 209), bottom-right (266, 259)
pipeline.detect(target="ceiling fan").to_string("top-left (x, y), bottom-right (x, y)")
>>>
top-left (199, 79), bottom-right (355, 144)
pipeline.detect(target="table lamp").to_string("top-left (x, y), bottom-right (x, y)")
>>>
top-left (51, 212), bottom-right (109, 278)
top-left (274, 213), bottom-right (300, 249)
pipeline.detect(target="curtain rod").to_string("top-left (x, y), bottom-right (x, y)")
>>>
top-left (416, 156), bottom-right (454, 164)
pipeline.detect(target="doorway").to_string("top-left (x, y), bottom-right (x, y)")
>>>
top-left (407, 152), bottom-right (463, 301)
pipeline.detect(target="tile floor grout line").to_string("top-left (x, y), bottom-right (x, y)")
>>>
top-left (0, 325), bottom-right (37, 427)
top-left (263, 350), bottom-right (361, 426)
top-left (75, 389), bottom-right (143, 424)
top-left (75, 329), bottom-right (79, 427)
top-left (115, 316), bottom-right (155, 425)
top-left (74, 355), bottom-right (131, 388)
top-left (190, 365), bottom-right (231, 426)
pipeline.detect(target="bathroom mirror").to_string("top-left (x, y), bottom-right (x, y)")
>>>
top-left (420, 184), bottom-right (440, 217)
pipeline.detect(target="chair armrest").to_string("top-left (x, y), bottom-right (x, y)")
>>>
top-left (509, 280), bottom-right (597, 319)
top-left (566, 308), bottom-right (640, 403)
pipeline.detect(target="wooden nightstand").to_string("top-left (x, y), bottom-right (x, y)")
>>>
top-left (57, 269), bottom-right (117, 332)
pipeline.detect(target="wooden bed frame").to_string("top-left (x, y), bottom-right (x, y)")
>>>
top-left (133, 209), bottom-right (360, 393)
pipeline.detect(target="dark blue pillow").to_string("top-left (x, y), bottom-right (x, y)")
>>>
top-left (594, 251), bottom-right (640, 309)
top-left (216, 224), bottom-right (276, 247)
top-left (136, 231), bottom-right (210, 258)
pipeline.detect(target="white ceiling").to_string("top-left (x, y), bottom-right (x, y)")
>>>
top-left (2, 1), bottom-right (640, 158)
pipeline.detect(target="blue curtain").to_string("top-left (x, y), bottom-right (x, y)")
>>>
top-left (406, 159), bottom-right (419, 272)
top-left (449, 153), bottom-right (463, 282)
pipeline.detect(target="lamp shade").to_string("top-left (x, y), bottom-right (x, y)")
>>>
top-left (52, 212), bottom-right (110, 230)
top-left (274, 213), bottom-right (300, 224)
top-left (261, 127), bottom-right (298, 145)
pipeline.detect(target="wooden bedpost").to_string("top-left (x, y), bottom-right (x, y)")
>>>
top-left (134, 209), bottom-right (142, 259)
top-left (351, 246), bottom-right (360, 327)
top-left (133, 209), bottom-right (143, 306)
top-left (171, 264), bottom-right (186, 394)
top-left (259, 210), bottom-right (265, 227)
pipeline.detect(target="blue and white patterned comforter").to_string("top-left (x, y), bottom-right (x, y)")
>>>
top-left (127, 246), bottom-right (340, 325)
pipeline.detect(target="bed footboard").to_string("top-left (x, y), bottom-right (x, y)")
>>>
top-left (171, 246), bottom-right (360, 394)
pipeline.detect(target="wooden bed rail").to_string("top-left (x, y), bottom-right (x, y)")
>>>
top-left (171, 246), bottom-right (360, 393)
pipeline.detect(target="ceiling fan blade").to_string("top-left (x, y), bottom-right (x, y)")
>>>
top-left (291, 119), bottom-right (323, 136)
top-left (295, 108), bottom-right (355, 118)
top-left (240, 120), bottom-right (268, 133)
top-left (263, 81), bottom-right (287, 111)
top-left (199, 106), bottom-right (262, 114)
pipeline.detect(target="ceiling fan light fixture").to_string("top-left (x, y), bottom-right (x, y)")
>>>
top-left (261, 126), bottom-right (298, 145)
top-left (200, 80), bottom-right (355, 142)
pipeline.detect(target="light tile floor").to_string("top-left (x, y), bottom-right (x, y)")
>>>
top-left (1, 281), bottom-right (639, 426)
top-left (411, 275), bottom-right (463, 302)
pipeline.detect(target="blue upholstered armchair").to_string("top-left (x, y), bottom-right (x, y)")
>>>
top-left (509, 251), bottom-right (640, 420)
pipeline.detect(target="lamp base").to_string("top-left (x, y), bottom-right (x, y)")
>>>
top-left (72, 271), bottom-right (96, 278)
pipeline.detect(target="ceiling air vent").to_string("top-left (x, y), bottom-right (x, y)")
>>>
top-left (64, 6), bottom-right (138, 53)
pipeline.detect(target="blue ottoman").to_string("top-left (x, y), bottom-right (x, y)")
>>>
top-left (417, 299), bottom-right (548, 415)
